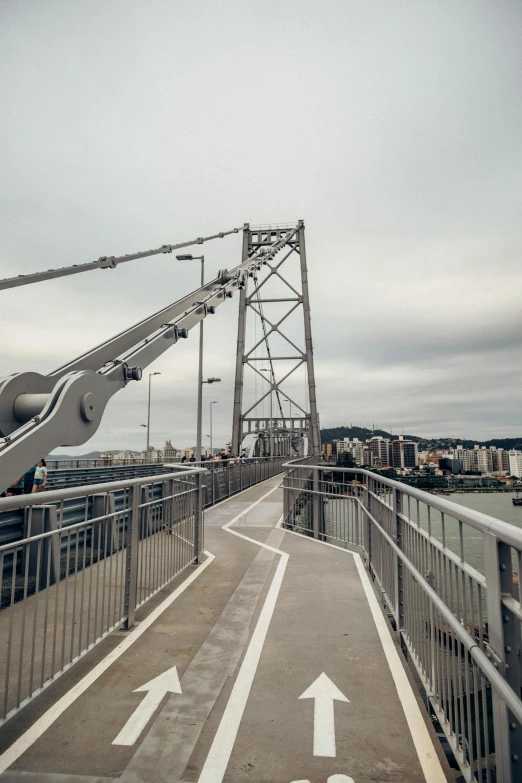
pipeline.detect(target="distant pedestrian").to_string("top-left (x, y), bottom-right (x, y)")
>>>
top-left (181, 455), bottom-right (187, 463)
top-left (3, 476), bottom-right (24, 496)
top-left (23, 464), bottom-right (37, 494)
top-left (189, 455), bottom-right (196, 462)
top-left (32, 459), bottom-right (47, 492)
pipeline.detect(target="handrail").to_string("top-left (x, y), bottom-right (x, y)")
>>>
top-left (283, 459), bottom-right (522, 780)
top-left (0, 463), bottom-right (206, 513)
top-left (354, 495), bottom-right (522, 724)
top-left (283, 461), bottom-right (522, 549)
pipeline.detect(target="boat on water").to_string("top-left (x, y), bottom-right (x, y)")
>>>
top-left (513, 493), bottom-right (522, 506)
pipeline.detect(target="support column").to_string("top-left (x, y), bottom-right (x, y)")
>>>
top-left (231, 224), bottom-right (250, 455)
top-left (297, 220), bottom-right (321, 455)
top-left (123, 484), bottom-right (140, 629)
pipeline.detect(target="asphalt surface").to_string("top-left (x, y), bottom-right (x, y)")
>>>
top-left (0, 476), bottom-right (452, 783)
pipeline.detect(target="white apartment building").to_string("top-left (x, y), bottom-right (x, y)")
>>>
top-left (508, 450), bottom-right (522, 478)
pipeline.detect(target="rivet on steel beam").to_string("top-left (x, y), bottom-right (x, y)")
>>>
top-left (500, 564), bottom-right (507, 571)
top-left (511, 722), bottom-right (517, 730)
top-left (512, 754), bottom-right (519, 762)
top-left (505, 645), bottom-right (512, 653)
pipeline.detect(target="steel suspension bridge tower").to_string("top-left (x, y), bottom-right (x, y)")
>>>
top-left (231, 220), bottom-right (320, 458)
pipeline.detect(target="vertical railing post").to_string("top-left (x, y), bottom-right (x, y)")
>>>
top-left (24, 505), bottom-right (59, 590)
top-left (313, 467), bottom-right (320, 539)
top-left (364, 475), bottom-right (372, 568)
top-left (228, 464), bottom-right (231, 497)
top-left (393, 488), bottom-right (404, 637)
top-left (123, 483), bottom-right (140, 629)
top-left (194, 471), bottom-right (204, 563)
top-left (484, 534), bottom-right (520, 783)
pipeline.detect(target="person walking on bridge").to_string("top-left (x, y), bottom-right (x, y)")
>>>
top-left (23, 464), bottom-right (37, 494)
top-left (32, 459), bottom-right (47, 492)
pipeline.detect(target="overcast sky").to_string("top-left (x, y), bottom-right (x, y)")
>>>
top-left (1, 0), bottom-right (521, 454)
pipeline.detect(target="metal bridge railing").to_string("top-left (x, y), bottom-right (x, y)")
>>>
top-left (282, 463), bottom-right (522, 783)
top-left (0, 456), bottom-right (284, 727)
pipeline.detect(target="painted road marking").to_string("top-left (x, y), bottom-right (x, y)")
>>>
top-left (289, 777), bottom-right (354, 783)
top-left (112, 666), bottom-right (182, 746)
top-left (198, 483), bottom-right (288, 783)
top-left (298, 673), bottom-right (349, 757)
top-left (0, 551), bottom-right (215, 776)
top-left (282, 526), bottom-right (447, 783)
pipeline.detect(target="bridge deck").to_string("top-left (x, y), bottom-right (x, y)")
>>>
top-left (0, 476), bottom-right (451, 783)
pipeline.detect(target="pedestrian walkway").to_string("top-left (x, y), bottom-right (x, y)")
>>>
top-left (0, 476), bottom-right (452, 783)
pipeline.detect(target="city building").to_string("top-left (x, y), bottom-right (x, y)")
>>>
top-left (390, 437), bottom-right (418, 469)
top-left (163, 440), bottom-right (177, 461)
top-left (508, 450), bottom-right (522, 479)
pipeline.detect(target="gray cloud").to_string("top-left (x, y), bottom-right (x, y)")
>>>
top-left (1, 0), bottom-right (521, 453)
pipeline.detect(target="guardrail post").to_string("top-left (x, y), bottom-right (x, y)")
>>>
top-left (194, 472), bottom-right (204, 563)
top-left (123, 484), bottom-right (140, 629)
top-left (313, 467), bottom-right (320, 539)
top-left (24, 505), bottom-right (60, 590)
top-left (484, 533), bottom-right (520, 783)
top-left (393, 488), bottom-right (405, 640)
top-left (283, 471), bottom-right (289, 526)
top-left (92, 492), bottom-right (117, 554)
top-left (364, 476), bottom-right (372, 568)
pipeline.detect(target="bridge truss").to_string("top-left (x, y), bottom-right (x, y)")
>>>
top-left (0, 221), bottom-right (320, 492)
top-left (231, 221), bottom-right (320, 458)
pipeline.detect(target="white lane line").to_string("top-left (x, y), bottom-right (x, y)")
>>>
top-left (0, 552), bottom-right (215, 776)
top-left (206, 473), bottom-right (283, 511)
top-left (353, 554), bottom-right (446, 783)
top-left (282, 527), bottom-right (446, 781)
top-left (221, 484), bottom-right (281, 529)
top-left (198, 487), bottom-right (287, 783)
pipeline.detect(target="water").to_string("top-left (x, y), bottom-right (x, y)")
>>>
top-left (325, 491), bottom-right (522, 577)
top-left (445, 492), bottom-right (522, 531)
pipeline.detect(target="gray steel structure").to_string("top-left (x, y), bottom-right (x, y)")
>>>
top-left (0, 227), bottom-right (241, 291)
top-left (231, 221), bottom-right (321, 458)
top-left (0, 224), bottom-right (299, 493)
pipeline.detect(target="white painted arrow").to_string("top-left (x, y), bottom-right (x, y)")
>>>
top-left (298, 673), bottom-right (349, 757)
top-left (112, 665), bottom-right (182, 746)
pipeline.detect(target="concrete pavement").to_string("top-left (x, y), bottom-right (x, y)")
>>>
top-left (0, 476), bottom-right (452, 783)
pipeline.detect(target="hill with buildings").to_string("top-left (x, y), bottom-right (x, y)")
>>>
top-left (319, 426), bottom-right (522, 452)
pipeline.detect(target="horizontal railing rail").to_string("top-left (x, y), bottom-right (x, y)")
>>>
top-left (0, 456), bottom-right (285, 727)
top-left (282, 463), bottom-right (522, 783)
top-left (1, 457), bottom-right (285, 548)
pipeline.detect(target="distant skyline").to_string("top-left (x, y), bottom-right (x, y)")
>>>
top-left (1, 1), bottom-right (521, 452)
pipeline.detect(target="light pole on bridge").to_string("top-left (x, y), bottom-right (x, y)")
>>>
top-left (145, 372), bottom-right (161, 460)
top-left (210, 401), bottom-right (218, 456)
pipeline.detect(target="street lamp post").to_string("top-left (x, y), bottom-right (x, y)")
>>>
top-left (177, 253), bottom-right (223, 462)
top-left (177, 254), bottom-right (205, 461)
top-left (146, 372), bottom-right (161, 460)
top-left (210, 401), bottom-right (218, 456)
top-left (283, 398), bottom-right (292, 423)
top-left (201, 378), bottom-right (221, 460)
top-left (260, 368), bottom-right (273, 455)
